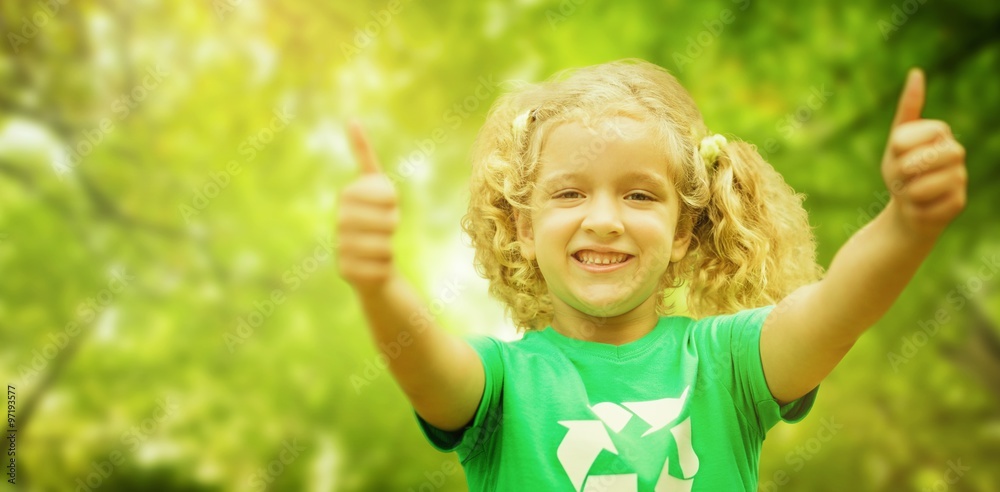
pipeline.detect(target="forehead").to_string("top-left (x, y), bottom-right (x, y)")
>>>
top-left (537, 117), bottom-right (676, 182)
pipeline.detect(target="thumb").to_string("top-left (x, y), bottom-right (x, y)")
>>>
top-left (348, 120), bottom-right (383, 175)
top-left (891, 68), bottom-right (925, 128)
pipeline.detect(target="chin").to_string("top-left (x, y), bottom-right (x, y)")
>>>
top-left (574, 295), bottom-right (638, 317)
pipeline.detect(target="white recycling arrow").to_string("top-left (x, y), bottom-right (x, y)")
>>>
top-left (557, 420), bottom-right (618, 492)
top-left (623, 386), bottom-right (689, 437)
top-left (556, 386), bottom-right (698, 491)
top-left (670, 417), bottom-right (699, 479)
top-left (654, 457), bottom-right (694, 492)
top-left (590, 402), bottom-right (634, 433)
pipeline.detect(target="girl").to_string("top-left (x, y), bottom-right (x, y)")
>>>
top-left (336, 59), bottom-right (966, 491)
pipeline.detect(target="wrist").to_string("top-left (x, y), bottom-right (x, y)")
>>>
top-left (352, 268), bottom-right (401, 304)
top-left (880, 199), bottom-right (942, 248)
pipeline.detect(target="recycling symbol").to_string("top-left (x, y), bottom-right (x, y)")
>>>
top-left (556, 386), bottom-right (698, 492)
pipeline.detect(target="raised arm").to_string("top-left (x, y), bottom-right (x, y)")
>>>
top-left (760, 69), bottom-right (968, 404)
top-left (337, 122), bottom-right (484, 430)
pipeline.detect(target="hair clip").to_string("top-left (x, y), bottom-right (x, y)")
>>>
top-left (699, 134), bottom-right (728, 168)
top-left (512, 107), bottom-right (538, 133)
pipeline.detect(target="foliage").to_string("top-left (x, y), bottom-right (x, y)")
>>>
top-left (1, 0), bottom-right (998, 490)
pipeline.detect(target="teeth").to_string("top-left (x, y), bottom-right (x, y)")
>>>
top-left (575, 251), bottom-right (628, 265)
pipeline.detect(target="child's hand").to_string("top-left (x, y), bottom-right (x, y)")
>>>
top-left (881, 68), bottom-right (967, 239)
top-left (336, 122), bottom-right (400, 293)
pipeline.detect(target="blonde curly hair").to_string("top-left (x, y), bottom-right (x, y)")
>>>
top-left (461, 59), bottom-right (823, 331)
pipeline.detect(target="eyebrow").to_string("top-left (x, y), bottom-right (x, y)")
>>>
top-left (538, 169), bottom-right (671, 190)
top-left (536, 171), bottom-right (577, 190)
top-left (619, 170), bottom-right (671, 189)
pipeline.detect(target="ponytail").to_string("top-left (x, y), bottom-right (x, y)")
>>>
top-left (681, 139), bottom-right (823, 318)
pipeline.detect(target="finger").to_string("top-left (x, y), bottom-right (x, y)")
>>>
top-left (891, 68), bottom-right (925, 129)
top-left (898, 139), bottom-right (965, 178)
top-left (337, 233), bottom-right (394, 260)
top-left (904, 187), bottom-right (966, 224)
top-left (349, 120), bottom-right (383, 174)
top-left (890, 120), bottom-right (952, 156)
top-left (340, 175), bottom-right (398, 206)
top-left (337, 259), bottom-right (393, 284)
top-left (903, 163), bottom-right (967, 204)
top-left (338, 206), bottom-right (400, 232)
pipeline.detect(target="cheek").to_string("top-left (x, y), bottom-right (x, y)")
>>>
top-left (631, 219), bottom-right (677, 258)
top-left (536, 212), bottom-right (576, 238)
top-left (630, 213), bottom-right (674, 237)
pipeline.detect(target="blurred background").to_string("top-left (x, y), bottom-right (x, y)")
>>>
top-left (1, 0), bottom-right (998, 490)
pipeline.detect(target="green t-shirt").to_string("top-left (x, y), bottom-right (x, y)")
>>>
top-left (417, 306), bottom-right (819, 491)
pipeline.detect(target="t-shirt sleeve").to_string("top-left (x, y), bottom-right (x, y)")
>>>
top-left (712, 305), bottom-right (819, 435)
top-left (414, 335), bottom-right (505, 459)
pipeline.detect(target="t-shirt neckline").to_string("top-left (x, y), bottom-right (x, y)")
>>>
top-left (535, 316), bottom-right (676, 360)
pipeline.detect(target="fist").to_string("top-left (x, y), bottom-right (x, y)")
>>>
top-left (336, 122), bottom-right (400, 292)
top-left (882, 69), bottom-right (967, 238)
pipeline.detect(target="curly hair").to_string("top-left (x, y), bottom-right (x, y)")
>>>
top-left (461, 59), bottom-right (823, 331)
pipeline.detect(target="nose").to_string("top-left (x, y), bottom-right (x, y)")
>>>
top-left (581, 193), bottom-right (624, 237)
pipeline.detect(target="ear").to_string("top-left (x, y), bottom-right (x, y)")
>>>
top-left (670, 229), bottom-right (692, 263)
top-left (514, 210), bottom-right (536, 261)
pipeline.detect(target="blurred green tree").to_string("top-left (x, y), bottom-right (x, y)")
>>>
top-left (0, 0), bottom-right (997, 490)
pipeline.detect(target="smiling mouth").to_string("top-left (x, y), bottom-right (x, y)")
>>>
top-left (572, 250), bottom-right (634, 266)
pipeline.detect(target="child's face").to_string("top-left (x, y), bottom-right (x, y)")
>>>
top-left (516, 117), bottom-right (691, 321)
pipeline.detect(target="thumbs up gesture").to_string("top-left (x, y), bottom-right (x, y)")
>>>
top-left (882, 69), bottom-right (967, 239)
top-left (336, 122), bottom-right (400, 293)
